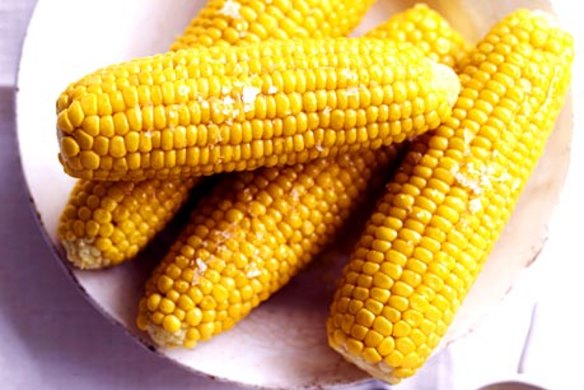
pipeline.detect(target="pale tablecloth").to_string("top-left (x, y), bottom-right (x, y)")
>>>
top-left (1, 1), bottom-right (583, 389)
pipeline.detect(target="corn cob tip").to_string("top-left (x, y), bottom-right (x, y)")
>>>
top-left (142, 320), bottom-right (187, 347)
top-left (61, 237), bottom-right (108, 270)
top-left (430, 61), bottom-right (460, 107)
top-left (531, 9), bottom-right (560, 28)
top-left (326, 319), bottom-right (401, 385)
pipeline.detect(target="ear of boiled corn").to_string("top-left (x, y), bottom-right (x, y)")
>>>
top-left (136, 5), bottom-right (468, 348)
top-left (58, 0), bottom-right (372, 269)
top-left (137, 149), bottom-right (399, 347)
top-left (172, 0), bottom-right (376, 50)
top-left (327, 9), bottom-right (574, 383)
top-left (56, 38), bottom-right (460, 181)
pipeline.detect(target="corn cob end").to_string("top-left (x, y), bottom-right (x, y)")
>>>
top-left (430, 61), bottom-right (460, 107)
top-left (60, 236), bottom-right (111, 269)
top-left (140, 318), bottom-right (188, 348)
top-left (57, 179), bottom-right (198, 269)
top-left (327, 323), bottom-right (404, 384)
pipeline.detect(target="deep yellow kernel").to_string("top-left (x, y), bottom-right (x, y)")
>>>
top-left (377, 337), bottom-right (396, 356)
top-left (162, 315), bottom-right (181, 333)
top-left (372, 316), bottom-right (393, 337)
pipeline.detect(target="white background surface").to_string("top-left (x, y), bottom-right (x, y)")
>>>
top-left (1, 1), bottom-right (583, 389)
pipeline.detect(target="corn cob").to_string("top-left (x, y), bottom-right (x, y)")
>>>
top-left (136, 149), bottom-right (397, 347)
top-left (327, 10), bottom-right (574, 383)
top-left (56, 39), bottom-right (460, 181)
top-left (171, 0), bottom-right (376, 50)
top-left (136, 5), bottom-right (468, 348)
top-left (58, 0), bottom-right (372, 269)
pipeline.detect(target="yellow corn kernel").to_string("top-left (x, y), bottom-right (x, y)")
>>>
top-left (56, 39), bottom-right (459, 181)
top-left (327, 9), bottom-right (573, 384)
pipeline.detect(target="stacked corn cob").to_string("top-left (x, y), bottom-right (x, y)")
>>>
top-left (56, 40), bottom-right (459, 181)
top-left (52, 0), bottom-right (573, 385)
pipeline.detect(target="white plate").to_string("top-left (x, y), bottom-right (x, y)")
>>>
top-left (16, 0), bottom-right (572, 388)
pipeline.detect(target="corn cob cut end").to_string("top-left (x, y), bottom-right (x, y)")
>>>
top-left (327, 326), bottom-right (403, 384)
top-left (141, 319), bottom-right (188, 348)
top-left (430, 61), bottom-right (460, 107)
top-left (60, 236), bottom-right (111, 270)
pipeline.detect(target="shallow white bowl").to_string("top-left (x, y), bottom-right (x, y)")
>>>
top-left (16, 0), bottom-right (572, 388)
